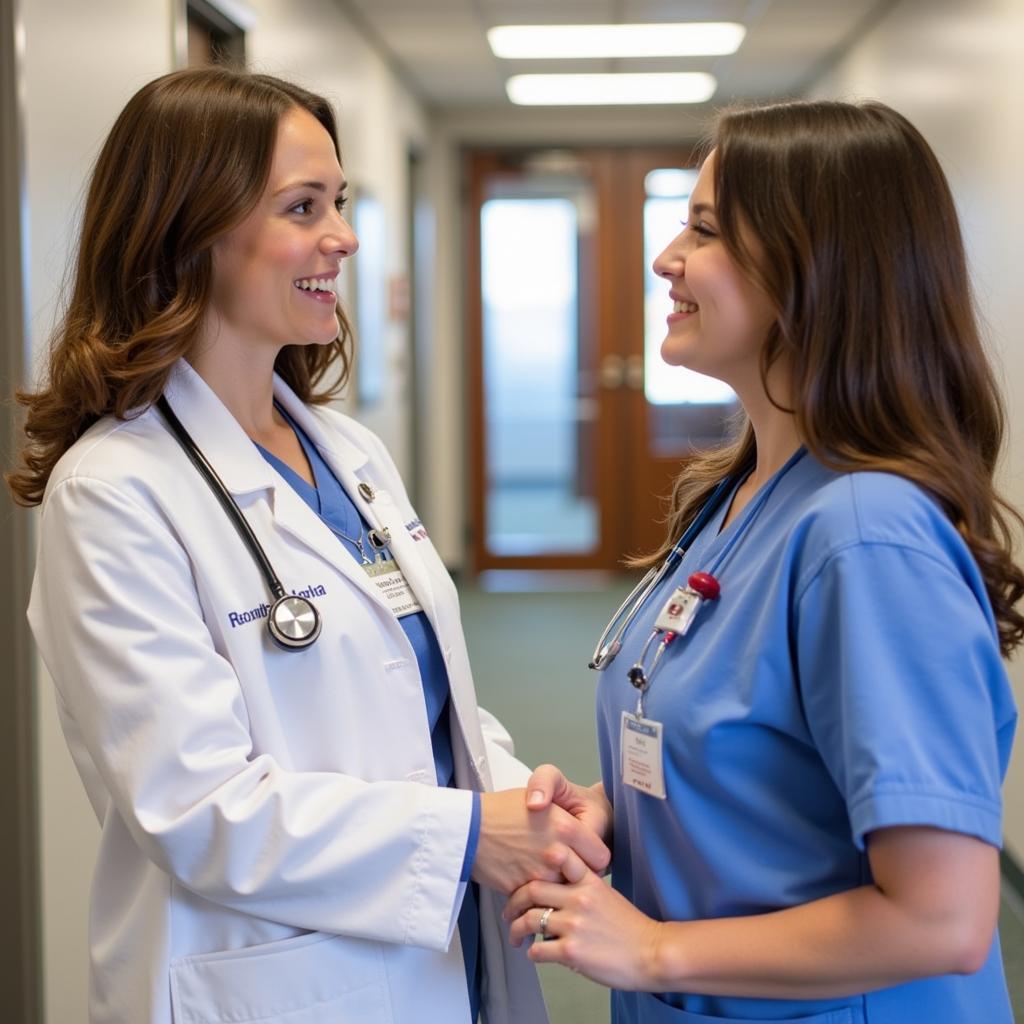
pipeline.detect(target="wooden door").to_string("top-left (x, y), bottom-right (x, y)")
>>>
top-left (465, 147), bottom-right (738, 573)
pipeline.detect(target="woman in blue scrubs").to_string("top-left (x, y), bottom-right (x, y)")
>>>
top-left (504, 100), bottom-right (1023, 1023)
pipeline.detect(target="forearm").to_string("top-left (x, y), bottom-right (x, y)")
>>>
top-left (651, 882), bottom-right (990, 1000)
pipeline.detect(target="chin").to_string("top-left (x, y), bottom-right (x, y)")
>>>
top-left (300, 318), bottom-right (342, 347)
top-left (659, 338), bottom-right (698, 369)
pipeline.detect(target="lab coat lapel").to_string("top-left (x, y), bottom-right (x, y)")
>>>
top-left (273, 383), bottom-right (441, 636)
top-left (160, 361), bottom-right (391, 616)
top-left (268, 478), bottom-right (389, 612)
top-left (365, 491), bottom-right (441, 635)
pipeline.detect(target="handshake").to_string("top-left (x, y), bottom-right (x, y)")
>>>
top-left (471, 765), bottom-right (611, 894)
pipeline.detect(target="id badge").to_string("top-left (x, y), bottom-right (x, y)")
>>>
top-left (363, 557), bottom-right (424, 618)
top-left (654, 585), bottom-right (701, 635)
top-left (620, 711), bottom-right (666, 799)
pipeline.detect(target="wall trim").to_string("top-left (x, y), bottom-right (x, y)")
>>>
top-left (1002, 847), bottom-right (1024, 902)
top-left (0, 0), bottom-right (42, 1018)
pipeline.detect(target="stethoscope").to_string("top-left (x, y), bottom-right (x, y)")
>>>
top-left (589, 447), bottom-right (808, 675)
top-left (158, 396), bottom-right (327, 651)
top-left (589, 475), bottom-right (736, 671)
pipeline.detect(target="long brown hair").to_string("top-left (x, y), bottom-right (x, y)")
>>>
top-left (642, 100), bottom-right (1024, 655)
top-left (7, 67), bottom-right (353, 506)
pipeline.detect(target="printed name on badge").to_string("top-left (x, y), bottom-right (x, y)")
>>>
top-left (364, 558), bottom-right (423, 618)
top-left (620, 711), bottom-right (667, 799)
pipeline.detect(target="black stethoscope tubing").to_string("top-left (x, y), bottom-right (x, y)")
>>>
top-left (157, 396), bottom-right (321, 651)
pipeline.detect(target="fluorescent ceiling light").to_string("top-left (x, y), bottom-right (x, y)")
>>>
top-left (506, 73), bottom-right (716, 106)
top-left (488, 23), bottom-right (745, 59)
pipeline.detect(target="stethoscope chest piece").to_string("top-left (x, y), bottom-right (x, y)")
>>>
top-left (267, 594), bottom-right (322, 650)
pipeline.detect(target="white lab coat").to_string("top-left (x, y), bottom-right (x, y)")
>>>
top-left (28, 359), bottom-right (549, 1024)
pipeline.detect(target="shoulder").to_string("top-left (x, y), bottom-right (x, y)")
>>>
top-left (799, 465), bottom-right (954, 548)
top-left (43, 407), bottom-right (175, 508)
top-left (789, 458), bottom-right (975, 591)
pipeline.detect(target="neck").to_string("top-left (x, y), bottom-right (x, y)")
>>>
top-left (189, 331), bottom-right (282, 437)
top-left (747, 408), bottom-right (802, 488)
top-left (733, 365), bottom-right (802, 489)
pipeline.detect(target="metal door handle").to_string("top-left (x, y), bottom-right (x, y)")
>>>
top-left (599, 354), bottom-right (624, 389)
top-left (625, 354), bottom-right (645, 391)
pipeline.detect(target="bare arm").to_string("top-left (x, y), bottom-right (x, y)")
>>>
top-left (506, 826), bottom-right (1000, 996)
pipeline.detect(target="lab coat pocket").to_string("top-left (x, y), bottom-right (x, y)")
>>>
top-left (169, 930), bottom-right (391, 1023)
top-left (632, 992), bottom-right (860, 1024)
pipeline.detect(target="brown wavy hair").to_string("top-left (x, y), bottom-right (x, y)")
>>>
top-left (640, 100), bottom-right (1024, 655)
top-left (7, 67), bottom-right (353, 507)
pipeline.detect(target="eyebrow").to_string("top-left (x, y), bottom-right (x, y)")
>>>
top-left (273, 180), bottom-right (348, 196)
top-left (689, 201), bottom-right (716, 217)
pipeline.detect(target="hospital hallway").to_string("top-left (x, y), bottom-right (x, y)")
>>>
top-left (457, 578), bottom-right (1024, 1022)
top-left (7, 1), bottom-right (1024, 1020)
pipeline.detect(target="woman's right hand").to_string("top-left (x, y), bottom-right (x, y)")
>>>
top-left (525, 764), bottom-right (612, 850)
top-left (472, 787), bottom-right (611, 895)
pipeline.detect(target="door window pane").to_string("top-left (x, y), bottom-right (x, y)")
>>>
top-left (481, 189), bottom-right (597, 555)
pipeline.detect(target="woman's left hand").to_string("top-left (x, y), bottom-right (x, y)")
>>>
top-left (503, 866), bottom-right (664, 990)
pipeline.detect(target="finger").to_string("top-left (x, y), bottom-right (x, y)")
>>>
top-left (526, 764), bottom-right (565, 809)
top-left (507, 911), bottom-right (533, 947)
top-left (560, 848), bottom-right (590, 885)
top-left (508, 905), bottom-right (558, 946)
top-left (503, 879), bottom-right (566, 921)
top-left (565, 819), bottom-right (612, 873)
top-left (527, 936), bottom-right (572, 967)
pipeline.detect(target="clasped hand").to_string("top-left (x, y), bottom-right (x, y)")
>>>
top-left (500, 764), bottom-right (664, 990)
top-left (471, 771), bottom-right (610, 894)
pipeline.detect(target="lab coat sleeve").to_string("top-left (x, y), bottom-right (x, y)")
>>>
top-left (29, 475), bottom-right (473, 950)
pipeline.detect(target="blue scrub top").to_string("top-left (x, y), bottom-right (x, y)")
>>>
top-left (596, 450), bottom-right (1017, 1023)
top-left (257, 411), bottom-right (481, 1022)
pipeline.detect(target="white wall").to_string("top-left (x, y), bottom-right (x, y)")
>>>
top-left (21, 2), bottom-right (427, 1019)
top-left (808, 0), bottom-right (1024, 858)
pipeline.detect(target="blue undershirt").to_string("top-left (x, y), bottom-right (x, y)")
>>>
top-left (257, 411), bottom-right (481, 1022)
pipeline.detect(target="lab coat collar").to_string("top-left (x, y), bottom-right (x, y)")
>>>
top-left (160, 359), bottom-right (369, 496)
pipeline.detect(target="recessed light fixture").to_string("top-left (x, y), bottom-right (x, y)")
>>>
top-left (488, 23), bottom-right (746, 59)
top-left (506, 73), bottom-right (717, 106)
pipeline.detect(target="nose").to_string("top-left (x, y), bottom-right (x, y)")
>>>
top-left (653, 228), bottom-right (687, 280)
top-left (321, 211), bottom-right (359, 259)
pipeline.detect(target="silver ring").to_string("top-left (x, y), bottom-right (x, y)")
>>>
top-left (538, 906), bottom-right (554, 939)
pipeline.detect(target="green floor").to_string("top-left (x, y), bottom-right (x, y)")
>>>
top-left (458, 578), bottom-right (1024, 1022)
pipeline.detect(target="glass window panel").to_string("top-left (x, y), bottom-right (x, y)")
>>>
top-left (481, 193), bottom-right (597, 555)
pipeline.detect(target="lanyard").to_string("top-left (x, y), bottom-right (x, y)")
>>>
top-left (627, 446), bottom-right (808, 714)
top-left (588, 475), bottom-right (736, 671)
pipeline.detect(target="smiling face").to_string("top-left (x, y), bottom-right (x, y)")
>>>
top-left (652, 151), bottom-right (776, 397)
top-left (206, 106), bottom-right (357, 356)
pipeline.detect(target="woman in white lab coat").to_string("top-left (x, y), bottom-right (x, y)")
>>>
top-left (8, 68), bottom-right (608, 1024)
